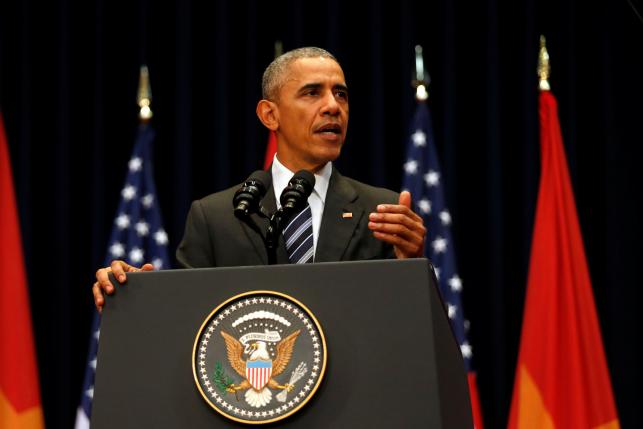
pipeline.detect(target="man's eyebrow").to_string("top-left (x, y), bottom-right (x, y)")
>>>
top-left (297, 83), bottom-right (349, 94)
top-left (297, 83), bottom-right (323, 94)
top-left (333, 83), bottom-right (349, 93)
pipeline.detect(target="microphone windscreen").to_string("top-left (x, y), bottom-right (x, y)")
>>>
top-left (279, 170), bottom-right (315, 211)
top-left (291, 170), bottom-right (315, 195)
top-left (232, 170), bottom-right (272, 218)
top-left (246, 170), bottom-right (272, 190)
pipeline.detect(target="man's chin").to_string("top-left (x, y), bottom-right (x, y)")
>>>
top-left (304, 148), bottom-right (342, 172)
top-left (318, 145), bottom-right (342, 162)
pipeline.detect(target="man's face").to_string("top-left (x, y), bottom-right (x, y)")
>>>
top-left (273, 57), bottom-right (349, 172)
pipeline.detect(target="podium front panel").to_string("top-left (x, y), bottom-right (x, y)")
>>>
top-left (92, 259), bottom-right (472, 428)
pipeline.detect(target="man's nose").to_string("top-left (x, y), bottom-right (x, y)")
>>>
top-left (321, 91), bottom-right (340, 116)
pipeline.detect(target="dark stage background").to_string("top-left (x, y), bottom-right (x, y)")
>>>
top-left (1, 0), bottom-right (642, 427)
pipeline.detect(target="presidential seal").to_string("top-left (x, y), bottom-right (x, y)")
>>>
top-left (192, 291), bottom-right (327, 424)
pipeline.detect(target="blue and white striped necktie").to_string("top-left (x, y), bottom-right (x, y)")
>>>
top-left (283, 204), bottom-right (314, 264)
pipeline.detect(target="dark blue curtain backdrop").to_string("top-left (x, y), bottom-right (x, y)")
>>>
top-left (1, 0), bottom-right (642, 427)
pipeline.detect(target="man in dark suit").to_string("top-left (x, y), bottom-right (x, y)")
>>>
top-left (93, 47), bottom-right (426, 310)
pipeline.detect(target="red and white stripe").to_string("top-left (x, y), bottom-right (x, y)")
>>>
top-left (247, 367), bottom-right (272, 390)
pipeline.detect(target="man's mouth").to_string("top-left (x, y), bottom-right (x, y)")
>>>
top-left (315, 124), bottom-right (342, 135)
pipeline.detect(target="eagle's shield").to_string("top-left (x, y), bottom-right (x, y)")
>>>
top-left (246, 360), bottom-right (272, 390)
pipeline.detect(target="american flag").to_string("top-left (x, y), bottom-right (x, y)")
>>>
top-left (74, 124), bottom-right (170, 428)
top-left (402, 100), bottom-right (484, 427)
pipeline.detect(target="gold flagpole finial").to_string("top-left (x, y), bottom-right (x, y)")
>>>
top-left (538, 35), bottom-right (551, 91)
top-left (274, 40), bottom-right (283, 59)
top-left (137, 65), bottom-right (153, 122)
top-left (412, 45), bottom-right (429, 101)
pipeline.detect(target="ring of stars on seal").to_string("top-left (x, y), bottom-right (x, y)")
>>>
top-left (192, 290), bottom-right (327, 424)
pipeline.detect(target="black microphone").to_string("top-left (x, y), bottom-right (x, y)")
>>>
top-left (233, 170), bottom-right (271, 218)
top-left (280, 170), bottom-right (315, 213)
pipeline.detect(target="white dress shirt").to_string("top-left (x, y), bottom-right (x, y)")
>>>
top-left (271, 155), bottom-right (332, 254)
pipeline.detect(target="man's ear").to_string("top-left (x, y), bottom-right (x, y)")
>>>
top-left (256, 100), bottom-right (279, 131)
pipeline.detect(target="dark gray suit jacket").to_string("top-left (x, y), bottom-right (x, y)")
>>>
top-left (176, 168), bottom-right (398, 268)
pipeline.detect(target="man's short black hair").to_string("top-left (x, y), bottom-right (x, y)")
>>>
top-left (261, 47), bottom-right (338, 101)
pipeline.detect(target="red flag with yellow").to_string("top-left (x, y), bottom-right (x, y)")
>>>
top-left (508, 39), bottom-right (620, 429)
top-left (0, 114), bottom-right (45, 429)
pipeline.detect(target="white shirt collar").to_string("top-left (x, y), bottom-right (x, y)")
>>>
top-left (271, 154), bottom-right (332, 206)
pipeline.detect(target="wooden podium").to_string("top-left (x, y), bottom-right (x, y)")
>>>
top-left (92, 259), bottom-right (473, 428)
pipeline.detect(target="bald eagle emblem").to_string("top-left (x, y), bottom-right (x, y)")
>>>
top-left (192, 291), bottom-right (327, 423)
top-left (193, 291), bottom-right (326, 424)
top-left (221, 329), bottom-right (300, 407)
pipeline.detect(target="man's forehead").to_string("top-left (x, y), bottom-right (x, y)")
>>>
top-left (283, 57), bottom-right (346, 86)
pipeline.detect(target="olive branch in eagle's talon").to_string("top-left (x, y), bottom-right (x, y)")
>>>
top-left (213, 361), bottom-right (239, 401)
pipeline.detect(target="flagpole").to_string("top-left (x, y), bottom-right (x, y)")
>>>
top-left (538, 35), bottom-right (551, 92)
top-left (412, 45), bottom-right (429, 101)
top-left (138, 65), bottom-right (153, 122)
top-left (274, 40), bottom-right (283, 59)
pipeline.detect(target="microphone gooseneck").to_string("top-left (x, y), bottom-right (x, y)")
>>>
top-left (233, 170), bottom-right (271, 219)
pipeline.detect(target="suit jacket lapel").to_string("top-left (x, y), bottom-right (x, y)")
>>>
top-left (315, 169), bottom-right (362, 262)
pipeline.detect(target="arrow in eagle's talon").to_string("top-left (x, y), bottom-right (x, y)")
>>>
top-left (226, 385), bottom-right (240, 401)
top-left (276, 383), bottom-right (295, 392)
top-left (226, 385), bottom-right (240, 400)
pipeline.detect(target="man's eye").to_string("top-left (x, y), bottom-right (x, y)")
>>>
top-left (305, 90), bottom-right (318, 96)
top-left (335, 91), bottom-right (348, 100)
